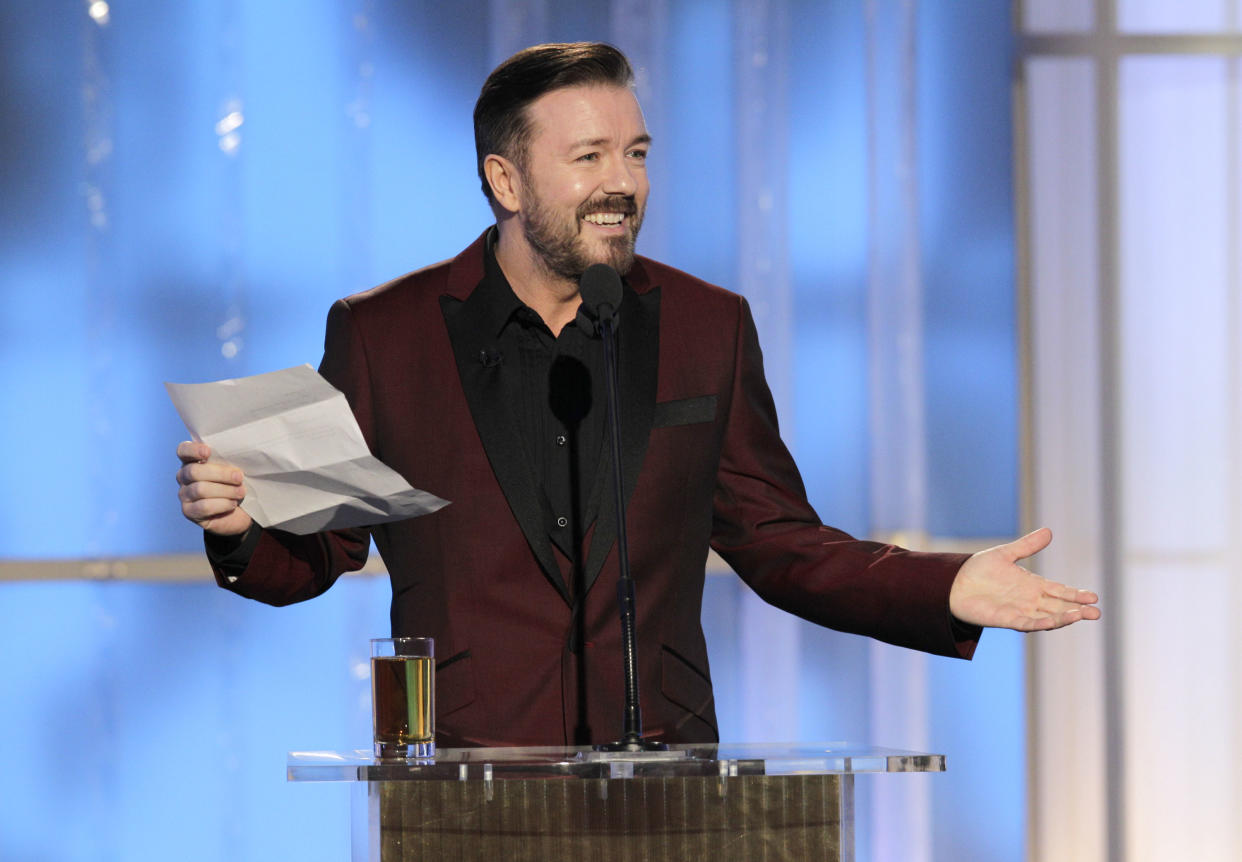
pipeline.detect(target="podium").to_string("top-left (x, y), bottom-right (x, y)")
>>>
top-left (288, 743), bottom-right (944, 862)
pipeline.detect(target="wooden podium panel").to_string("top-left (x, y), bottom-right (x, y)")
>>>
top-left (374, 773), bottom-right (852, 862)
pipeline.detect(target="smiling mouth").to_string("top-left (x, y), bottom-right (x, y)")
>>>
top-left (582, 212), bottom-right (626, 227)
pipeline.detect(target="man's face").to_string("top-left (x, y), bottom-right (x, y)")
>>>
top-left (515, 84), bottom-right (650, 279)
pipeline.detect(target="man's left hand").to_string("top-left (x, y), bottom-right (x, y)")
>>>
top-left (949, 527), bottom-right (1101, 632)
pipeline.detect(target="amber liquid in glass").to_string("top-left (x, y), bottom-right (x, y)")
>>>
top-left (371, 655), bottom-right (434, 753)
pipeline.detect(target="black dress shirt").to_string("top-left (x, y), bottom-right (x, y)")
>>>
top-left (475, 232), bottom-right (607, 565)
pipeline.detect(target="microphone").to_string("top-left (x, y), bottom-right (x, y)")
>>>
top-left (578, 264), bottom-right (666, 754)
top-left (578, 263), bottom-right (623, 332)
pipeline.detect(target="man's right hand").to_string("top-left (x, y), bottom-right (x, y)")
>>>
top-left (176, 441), bottom-right (253, 536)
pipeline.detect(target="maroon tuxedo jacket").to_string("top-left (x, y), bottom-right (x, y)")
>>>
top-left (213, 231), bottom-right (976, 747)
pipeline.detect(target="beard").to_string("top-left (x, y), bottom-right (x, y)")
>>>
top-left (522, 191), bottom-right (645, 281)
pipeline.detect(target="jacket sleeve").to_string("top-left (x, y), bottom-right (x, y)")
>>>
top-left (208, 299), bottom-right (372, 606)
top-left (708, 297), bottom-right (979, 659)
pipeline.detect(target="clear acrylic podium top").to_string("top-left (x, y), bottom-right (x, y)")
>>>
top-left (287, 743), bottom-right (945, 783)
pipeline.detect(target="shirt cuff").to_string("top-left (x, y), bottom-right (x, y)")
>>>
top-left (204, 522), bottom-right (263, 584)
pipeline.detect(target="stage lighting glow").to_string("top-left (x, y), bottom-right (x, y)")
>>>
top-left (216, 105), bottom-right (244, 155)
top-left (214, 111), bottom-right (244, 136)
top-left (88, 1), bottom-right (110, 26)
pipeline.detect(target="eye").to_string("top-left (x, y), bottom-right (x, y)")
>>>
top-left (577, 152), bottom-right (599, 163)
top-left (627, 148), bottom-right (648, 161)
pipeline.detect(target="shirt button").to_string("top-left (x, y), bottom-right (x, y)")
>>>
top-left (556, 516), bottom-right (568, 528)
top-left (555, 434), bottom-right (566, 447)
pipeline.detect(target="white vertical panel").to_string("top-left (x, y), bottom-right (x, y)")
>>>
top-left (1026, 56), bottom-right (1110, 862)
top-left (342, 0), bottom-right (375, 294)
top-left (1234, 59), bottom-right (1242, 862)
top-left (1117, 0), bottom-right (1231, 32)
top-left (609, 0), bottom-right (670, 262)
top-left (868, 643), bottom-right (930, 862)
top-left (1118, 56), bottom-right (1241, 862)
top-left (1121, 564), bottom-right (1236, 860)
top-left (84, 0), bottom-right (118, 559)
top-left (867, 0), bottom-right (927, 538)
top-left (732, 0), bottom-right (801, 745)
top-left (734, 0), bottom-right (793, 417)
top-left (864, 3), bottom-right (931, 860)
top-left (1120, 58), bottom-right (1231, 552)
top-left (1022, 0), bottom-right (1095, 33)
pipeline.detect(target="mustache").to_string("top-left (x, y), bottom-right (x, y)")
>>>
top-left (576, 196), bottom-right (638, 219)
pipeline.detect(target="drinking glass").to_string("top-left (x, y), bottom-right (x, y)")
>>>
top-left (370, 637), bottom-right (435, 759)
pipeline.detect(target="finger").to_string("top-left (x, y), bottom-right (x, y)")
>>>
top-left (1004, 526), bottom-right (1053, 562)
top-left (1033, 598), bottom-right (1102, 627)
top-left (1043, 581), bottom-right (1102, 608)
top-left (1023, 607), bottom-right (1088, 631)
top-left (177, 462), bottom-right (244, 487)
top-left (1048, 605), bottom-right (1100, 628)
top-left (178, 479), bottom-right (246, 504)
top-left (182, 495), bottom-right (243, 522)
top-left (1042, 580), bottom-right (1099, 605)
top-left (176, 441), bottom-right (211, 464)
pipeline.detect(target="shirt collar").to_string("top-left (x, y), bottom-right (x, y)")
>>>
top-left (478, 227), bottom-right (529, 338)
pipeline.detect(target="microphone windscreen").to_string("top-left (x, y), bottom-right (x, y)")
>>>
top-left (579, 263), bottom-right (623, 321)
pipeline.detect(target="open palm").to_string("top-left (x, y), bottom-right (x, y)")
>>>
top-left (949, 528), bottom-right (1101, 631)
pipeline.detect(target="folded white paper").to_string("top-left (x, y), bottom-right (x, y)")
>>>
top-left (166, 364), bottom-right (449, 534)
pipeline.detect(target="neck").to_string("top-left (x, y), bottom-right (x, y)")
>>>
top-left (493, 224), bottom-right (580, 335)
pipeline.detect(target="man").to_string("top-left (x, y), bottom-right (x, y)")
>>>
top-left (176, 43), bottom-right (1099, 748)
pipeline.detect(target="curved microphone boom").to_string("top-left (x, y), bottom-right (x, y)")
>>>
top-left (579, 264), bottom-right (665, 753)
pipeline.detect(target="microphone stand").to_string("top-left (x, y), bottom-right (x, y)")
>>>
top-left (592, 301), bottom-right (666, 754)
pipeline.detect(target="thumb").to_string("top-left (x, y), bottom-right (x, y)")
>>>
top-left (1003, 526), bottom-right (1053, 563)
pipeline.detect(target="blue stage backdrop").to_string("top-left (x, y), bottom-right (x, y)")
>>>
top-left (1, 2), bottom-right (1021, 860)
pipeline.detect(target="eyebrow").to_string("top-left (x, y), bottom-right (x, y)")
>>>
top-left (568, 134), bottom-right (653, 150)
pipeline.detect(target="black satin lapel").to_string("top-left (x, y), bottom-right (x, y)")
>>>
top-left (439, 295), bottom-right (570, 604)
top-left (581, 286), bottom-right (660, 595)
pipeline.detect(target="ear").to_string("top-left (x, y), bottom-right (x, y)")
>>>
top-left (483, 154), bottom-right (522, 214)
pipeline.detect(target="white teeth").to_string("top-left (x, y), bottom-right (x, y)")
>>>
top-left (583, 213), bottom-right (624, 225)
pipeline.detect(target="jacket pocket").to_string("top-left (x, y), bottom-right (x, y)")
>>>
top-left (659, 645), bottom-right (718, 738)
top-left (653, 394), bottom-right (717, 428)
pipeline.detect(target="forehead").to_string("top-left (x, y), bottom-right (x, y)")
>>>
top-left (523, 84), bottom-right (647, 152)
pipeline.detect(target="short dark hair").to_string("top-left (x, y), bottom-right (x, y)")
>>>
top-left (474, 42), bottom-right (635, 203)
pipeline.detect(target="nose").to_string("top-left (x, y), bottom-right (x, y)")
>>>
top-left (602, 154), bottom-right (637, 196)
